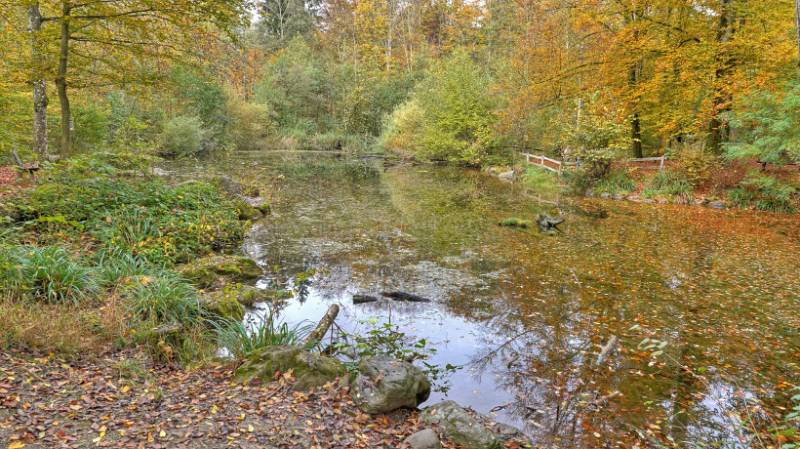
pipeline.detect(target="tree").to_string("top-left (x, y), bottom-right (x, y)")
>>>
top-left (28, 2), bottom-right (49, 159)
top-left (30, 0), bottom-right (246, 153)
top-left (256, 0), bottom-right (319, 50)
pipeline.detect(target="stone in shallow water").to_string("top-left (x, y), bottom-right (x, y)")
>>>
top-left (421, 400), bottom-right (527, 449)
top-left (235, 345), bottom-right (346, 391)
top-left (351, 356), bottom-right (431, 414)
top-left (421, 401), bottom-right (499, 449)
top-left (201, 290), bottom-right (246, 321)
top-left (179, 255), bottom-right (262, 288)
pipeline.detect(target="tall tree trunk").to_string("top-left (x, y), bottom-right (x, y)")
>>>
top-left (629, 63), bottom-right (643, 158)
top-left (795, 0), bottom-right (800, 65)
top-left (56, 1), bottom-right (72, 154)
top-left (28, 3), bottom-right (49, 159)
top-left (386, 0), bottom-right (394, 72)
top-left (627, 7), bottom-right (644, 159)
top-left (707, 0), bottom-right (734, 154)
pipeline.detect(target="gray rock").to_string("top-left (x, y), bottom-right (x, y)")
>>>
top-left (600, 192), bottom-right (611, 199)
top-left (404, 429), bottom-right (441, 449)
top-left (497, 170), bottom-right (515, 182)
top-left (708, 200), bottom-right (726, 209)
top-left (612, 193), bottom-right (625, 201)
top-left (150, 167), bottom-right (170, 177)
top-left (351, 356), bottom-right (431, 414)
top-left (421, 401), bottom-right (500, 449)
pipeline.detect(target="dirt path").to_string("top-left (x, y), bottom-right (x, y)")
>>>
top-left (0, 351), bottom-right (431, 449)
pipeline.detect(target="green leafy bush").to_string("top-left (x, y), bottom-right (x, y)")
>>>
top-left (643, 170), bottom-right (693, 200)
top-left (380, 99), bottom-right (425, 157)
top-left (727, 79), bottom-right (800, 165)
top-left (0, 245), bottom-right (97, 303)
top-left (727, 173), bottom-right (796, 212)
top-left (381, 51), bottom-right (507, 166)
top-left (159, 115), bottom-right (206, 158)
top-left (334, 319), bottom-right (458, 391)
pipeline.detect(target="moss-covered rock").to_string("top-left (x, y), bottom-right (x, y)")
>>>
top-left (200, 289), bottom-right (246, 321)
top-left (234, 345), bottom-right (346, 391)
top-left (234, 199), bottom-right (263, 221)
top-left (179, 255), bottom-right (261, 288)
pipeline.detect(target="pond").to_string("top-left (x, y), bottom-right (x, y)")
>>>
top-left (180, 151), bottom-right (800, 448)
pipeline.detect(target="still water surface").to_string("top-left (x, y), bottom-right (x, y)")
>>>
top-left (184, 152), bottom-right (800, 448)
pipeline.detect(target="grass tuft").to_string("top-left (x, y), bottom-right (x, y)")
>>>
top-left (214, 312), bottom-right (314, 359)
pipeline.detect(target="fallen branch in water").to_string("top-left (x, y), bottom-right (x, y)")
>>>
top-left (380, 291), bottom-right (431, 303)
top-left (305, 304), bottom-right (340, 346)
top-left (594, 335), bottom-right (619, 366)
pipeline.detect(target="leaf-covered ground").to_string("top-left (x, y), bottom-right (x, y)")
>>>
top-left (0, 350), bottom-right (445, 449)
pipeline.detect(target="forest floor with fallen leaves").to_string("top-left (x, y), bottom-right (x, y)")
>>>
top-left (0, 350), bottom-right (453, 449)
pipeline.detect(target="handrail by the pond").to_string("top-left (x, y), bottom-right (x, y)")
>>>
top-left (523, 153), bottom-right (564, 173)
top-left (523, 153), bottom-right (667, 172)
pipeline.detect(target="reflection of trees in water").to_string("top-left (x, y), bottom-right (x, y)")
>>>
top-left (465, 209), bottom-right (796, 447)
top-left (232, 157), bottom-right (800, 448)
top-left (470, 287), bottom-right (609, 446)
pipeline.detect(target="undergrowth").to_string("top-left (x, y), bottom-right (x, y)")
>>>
top-left (0, 152), bottom-right (252, 362)
top-left (728, 173), bottom-right (797, 212)
top-left (643, 170), bottom-right (694, 201)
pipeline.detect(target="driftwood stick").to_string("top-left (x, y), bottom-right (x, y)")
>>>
top-left (305, 304), bottom-right (340, 346)
top-left (11, 148), bottom-right (24, 167)
top-left (594, 335), bottom-right (619, 366)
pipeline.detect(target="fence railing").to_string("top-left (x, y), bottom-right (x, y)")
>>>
top-left (523, 153), bottom-right (667, 172)
top-left (523, 153), bottom-right (563, 173)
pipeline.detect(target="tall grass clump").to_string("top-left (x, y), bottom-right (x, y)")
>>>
top-left (1, 245), bottom-right (97, 303)
top-left (592, 168), bottom-right (637, 196)
top-left (214, 312), bottom-right (313, 359)
top-left (643, 170), bottom-right (693, 200)
top-left (121, 273), bottom-right (203, 326)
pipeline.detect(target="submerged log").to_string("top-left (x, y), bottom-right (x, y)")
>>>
top-left (380, 291), bottom-right (431, 303)
top-left (537, 214), bottom-right (564, 232)
top-left (352, 294), bottom-right (379, 304)
top-left (594, 335), bottom-right (619, 366)
top-left (305, 304), bottom-right (340, 346)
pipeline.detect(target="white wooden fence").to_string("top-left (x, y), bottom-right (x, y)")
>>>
top-left (523, 153), bottom-right (667, 172)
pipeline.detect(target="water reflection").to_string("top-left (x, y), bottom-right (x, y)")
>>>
top-left (185, 152), bottom-right (800, 448)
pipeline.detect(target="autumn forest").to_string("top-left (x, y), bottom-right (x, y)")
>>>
top-left (2, 1), bottom-right (800, 449)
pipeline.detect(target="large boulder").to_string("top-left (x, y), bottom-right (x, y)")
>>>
top-left (179, 255), bottom-right (261, 288)
top-left (351, 356), bottom-right (431, 414)
top-left (235, 345), bottom-right (346, 391)
top-left (421, 401), bottom-right (500, 449)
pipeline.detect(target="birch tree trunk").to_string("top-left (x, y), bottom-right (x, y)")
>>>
top-left (56, 1), bottom-right (73, 154)
top-left (28, 3), bottom-right (49, 159)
